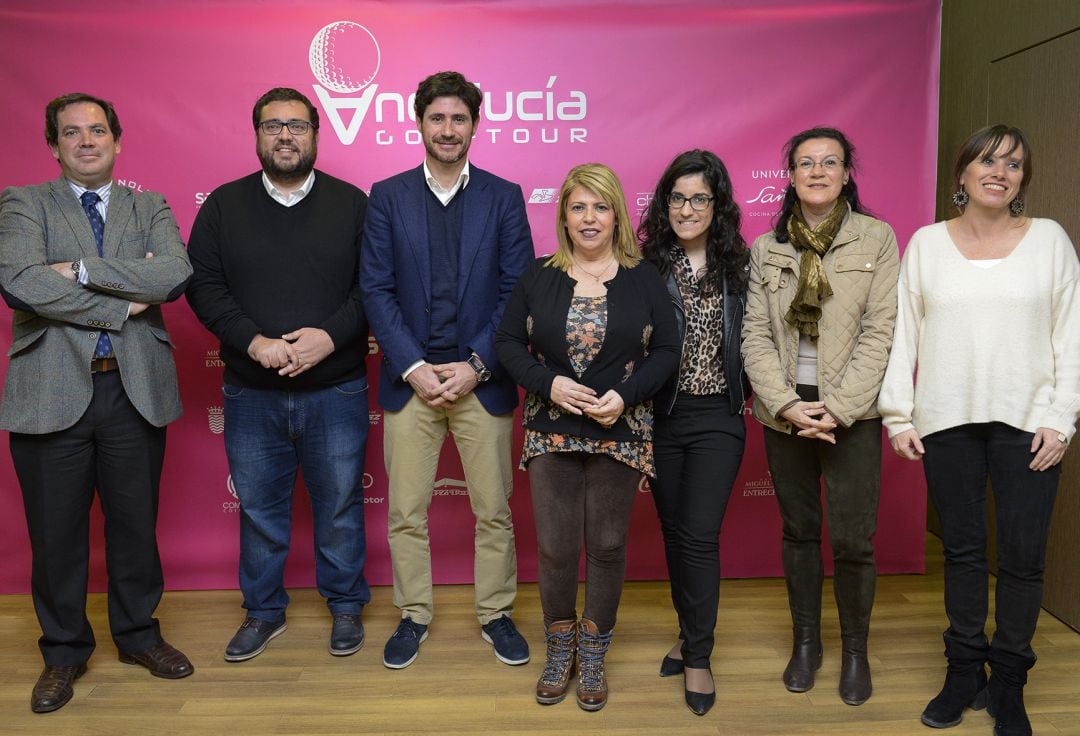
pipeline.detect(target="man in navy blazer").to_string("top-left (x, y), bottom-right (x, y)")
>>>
top-left (362, 71), bottom-right (533, 670)
top-left (0, 93), bottom-right (193, 714)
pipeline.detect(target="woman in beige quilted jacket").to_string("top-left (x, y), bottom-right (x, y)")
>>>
top-left (742, 127), bottom-right (899, 706)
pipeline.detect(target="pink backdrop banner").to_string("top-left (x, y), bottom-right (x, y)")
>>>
top-left (0, 0), bottom-right (940, 594)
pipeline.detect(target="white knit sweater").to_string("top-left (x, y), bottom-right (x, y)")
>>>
top-left (879, 218), bottom-right (1080, 441)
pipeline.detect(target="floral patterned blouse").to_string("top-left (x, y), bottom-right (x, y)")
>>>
top-left (521, 295), bottom-right (654, 476)
top-left (673, 247), bottom-right (727, 395)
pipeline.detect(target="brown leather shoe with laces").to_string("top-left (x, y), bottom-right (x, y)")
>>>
top-left (31, 663), bottom-right (87, 713)
top-left (118, 641), bottom-right (194, 679)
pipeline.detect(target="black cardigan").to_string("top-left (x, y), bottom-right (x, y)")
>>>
top-left (495, 256), bottom-right (679, 441)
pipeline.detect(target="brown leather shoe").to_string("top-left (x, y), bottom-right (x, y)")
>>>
top-left (119, 641), bottom-right (194, 679)
top-left (31, 663), bottom-right (87, 713)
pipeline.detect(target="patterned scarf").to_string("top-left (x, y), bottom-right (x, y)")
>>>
top-left (783, 199), bottom-right (846, 339)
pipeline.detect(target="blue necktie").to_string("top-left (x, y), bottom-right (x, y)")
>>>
top-left (80, 191), bottom-right (113, 358)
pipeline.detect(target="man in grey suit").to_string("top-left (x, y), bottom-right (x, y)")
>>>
top-left (0, 92), bottom-right (194, 714)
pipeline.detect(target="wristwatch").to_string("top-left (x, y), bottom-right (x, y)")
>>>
top-left (71, 259), bottom-right (81, 277)
top-left (1057, 431), bottom-right (1069, 445)
top-left (467, 352), bottom-right (491, 383)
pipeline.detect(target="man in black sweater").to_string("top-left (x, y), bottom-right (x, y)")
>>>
top-left (187, 88), bottom-right (370, 662)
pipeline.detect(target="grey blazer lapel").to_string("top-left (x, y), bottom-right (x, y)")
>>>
top-left (50, 177), bottom-right (99, 259)
top-left (103, 183), bottom-right (132, 257)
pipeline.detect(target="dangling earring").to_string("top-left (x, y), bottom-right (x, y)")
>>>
top-left (952, 187), bottom-right (969, 207)
top-left (1009, 197), bottom-right (1025, 216)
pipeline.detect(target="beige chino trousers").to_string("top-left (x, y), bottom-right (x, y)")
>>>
top-left (383, 391), bottom-right (517, 625)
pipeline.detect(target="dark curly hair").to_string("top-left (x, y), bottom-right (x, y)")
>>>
top-left (771, 126), bottom-right (869, 243)
top-left (638, 149), bottom-right (748, 293)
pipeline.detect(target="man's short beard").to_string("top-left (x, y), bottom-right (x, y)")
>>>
top-left (259, 149), bottom-right (316, 185)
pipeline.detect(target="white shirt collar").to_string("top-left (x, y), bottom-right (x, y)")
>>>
top-left (262, 170), bottom-right (316, 207)
top-left (423, 160), bottom-right (470, 205)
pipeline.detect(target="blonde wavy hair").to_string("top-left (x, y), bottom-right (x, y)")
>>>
top-left (547, 163), bottom-right (641, 271)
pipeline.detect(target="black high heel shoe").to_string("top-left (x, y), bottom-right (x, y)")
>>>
top-left (659, 655), bottom-right (684, 677)
top-left (684, 668), bottom-right (715, 716)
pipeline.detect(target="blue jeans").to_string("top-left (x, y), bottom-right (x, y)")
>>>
top-left (223, 377), bottom-right (371, 620)
top-left (922, 422), bottom-right (1060, 680)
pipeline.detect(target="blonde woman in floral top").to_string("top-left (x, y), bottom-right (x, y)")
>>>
top-left (496, 163), bottom-right (678, 712)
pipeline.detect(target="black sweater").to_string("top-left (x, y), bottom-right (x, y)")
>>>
top-left (495, 257), bottom-right (679, 441)
top-left (187, 171), bottom-right (368, 390)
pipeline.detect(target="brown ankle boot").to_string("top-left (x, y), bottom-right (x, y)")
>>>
top-left (576, 618), bottom-right (613, 711)
top-left (535, 619), bottom-right (576, 705)
top-left (783, 625), bottom-right (823, 692)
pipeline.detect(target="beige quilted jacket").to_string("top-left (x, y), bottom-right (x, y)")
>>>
top-left (742, 209), bottom-right (899, 433)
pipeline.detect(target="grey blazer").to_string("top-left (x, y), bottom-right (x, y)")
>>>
top-left (0, 177), bottom-right (192, 433)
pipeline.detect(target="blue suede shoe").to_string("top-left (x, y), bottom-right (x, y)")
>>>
top-left (482, 615), bottom-right (530, 665)
top-left (383, 617), bottom-right (428, 669)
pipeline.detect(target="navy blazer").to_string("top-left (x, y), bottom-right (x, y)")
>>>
top-left (361, 164), bottom-right (533, 413)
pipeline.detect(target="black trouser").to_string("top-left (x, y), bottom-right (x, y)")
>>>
top-left (762, 386), bottom-right (880, 639)
top-left (652, 394), bottom-right (745, 668)
top-left (922, 422), bottom-right (1060, 684)
top-left (11, 371), bottom-right (167, 666)
top-left (528, 451), bottom-right (640, 632)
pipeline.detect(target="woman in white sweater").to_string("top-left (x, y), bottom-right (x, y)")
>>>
top-left (879, 124), bottom-right (1079, 736)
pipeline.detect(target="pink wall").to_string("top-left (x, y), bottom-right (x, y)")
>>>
top-left (0, 0), bottom-right (941, 593)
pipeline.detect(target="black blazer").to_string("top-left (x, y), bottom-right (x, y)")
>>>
top-left (495, 256), bottom-right (679, 441)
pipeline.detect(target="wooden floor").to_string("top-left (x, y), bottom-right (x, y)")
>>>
top-left (1, 534), bottom-right (1077, 735)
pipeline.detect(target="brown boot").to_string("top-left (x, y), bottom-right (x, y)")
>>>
top-left (576, 618), bottom-right (613, 711)
top-left (783, 625), bottom-right (823, 692)
top-left (535, 619), bottom-right (576, 705)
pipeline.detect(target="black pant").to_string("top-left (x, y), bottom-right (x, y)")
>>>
top-left (10, 371), bottom-right (167, 666)
top-left (922, 422), bottom-right (1060, 682)
top-left (762, 386), bottom-right (881, 638)
top-left (652, 394), bottom-right (745, 667)
top-left (528, 451), bottom-right (640, 632)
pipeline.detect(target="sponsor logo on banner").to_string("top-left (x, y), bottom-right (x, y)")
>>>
top-left (528, 188), bottom-right (558, 204)
top-left (223, 475), bottom-right (241, 513)
top-left (433, 478), bottom-right (469, 497)
top-left (208, 406), bottom-right (224, 434)
top-left (634, 192), bottom-right (654, 220)
top-left (116, 178), bottom-right (150, 193)
top-left (308, 21), bottom-right (588, 146)
top-left (362, 473), bottom-right (386, 503)
top-left (741, 471), bottom-right (775, 498)
top-left (637, 475), bottom-right (652, 494)
top-left (743, 167), bottom-right (790, 219)
top-left (205, 348), bottom-right (224, 368)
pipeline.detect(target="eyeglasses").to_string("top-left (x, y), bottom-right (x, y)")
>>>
top-left (794, 157), bottom-right (845, 172)
top-left (258, 119), bottom-right (315, 136)
top-left (667, 193), bottom-right (715, 211)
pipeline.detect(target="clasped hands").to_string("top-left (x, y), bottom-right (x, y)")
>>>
top-left (550, 375), bottom-right (624, 427)
top-left (247, 327), bottom-right (335, 378)
top-left (406, 362), bottom-right (479, 408)
top-left (780, 400), bottom-right (837, 444)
